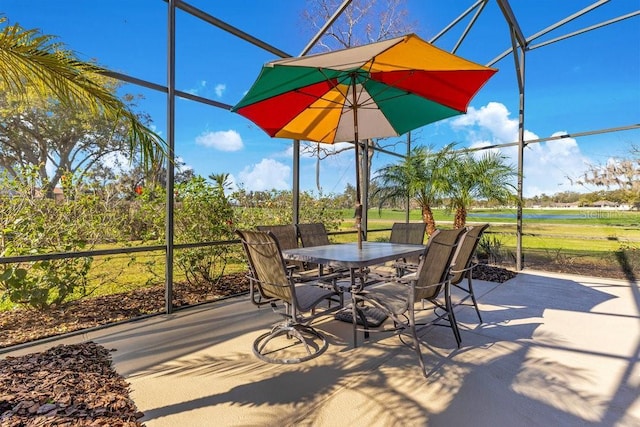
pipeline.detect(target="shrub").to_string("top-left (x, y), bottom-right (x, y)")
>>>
top-left (0, 170), bottom-right (125, 309)
top-left (478, 234), bottom-right (504, 264)
top-left (173, 176), bottom-right (235, 286)
top-left (231, 188), bottom-right (343, 231)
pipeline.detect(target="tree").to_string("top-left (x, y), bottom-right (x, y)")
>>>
top-left (444, 150), bottom-right (517, 228)
top-left (0, 18), bottom-right (164, 171)
top-left (209, 173), bottom-right (233, 195)
top-left (579, 145), bottom-right (640, 208)
top-left (373, 145), bottom-right (452, 235)
top-left (303, 0), bottom-right (414, 52)
top-left (301, 0), bottom-right (415, 192)
top-left (113, 158), bottom-right (193, 201)
top-left (0, 81), bottom-right (151, 198)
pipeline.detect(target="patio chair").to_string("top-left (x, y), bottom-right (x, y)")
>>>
top-left (448, 223), bottom-right (490, 323)
top-left (297, 222), bottom-right (332, 247)
top-left (236, 229), bottom-right (339, 364)
top-left (352, 227), bottom-right (466, 377)
top-left (369, 222), bottom-right (427, 279)
top-left (390, 222), bottom-right (427, 245)
top-left (257, 224), bottom-right (344, 287)
top-left (256, 224), bottom-right (305, 270)
top-left (297, 223), bottom-right (349, 278)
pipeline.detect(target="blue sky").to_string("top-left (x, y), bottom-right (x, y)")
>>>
top-left (2, 0), bottom-right (639, 197)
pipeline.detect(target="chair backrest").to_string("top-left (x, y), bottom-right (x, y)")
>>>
top-left (389, 222), bottom-right (426, 265)
top-left (256, 224), bottom-right (299, 250)
top-left (449, 223), bottom-right (490, 285)
top-left (413, 228), bottom-right (466, 301)
top-left (298, 223), bottom-right (331, 247)
top-left (236, 229), bottom-right (294, 304)
top-left (256, 224), bottom-right (305, 271)
top-left (389, 222), bottom-right (426, 245)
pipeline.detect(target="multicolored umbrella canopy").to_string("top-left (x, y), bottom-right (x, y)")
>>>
top-left (232, 33), bottom-right (497, 247)
top-left (232, 33), bottom-right (497, 144)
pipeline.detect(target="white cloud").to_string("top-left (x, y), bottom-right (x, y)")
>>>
top-left (101, 151), bottom-right (130, 172)
top-left (453, 102), bottom-right (516, 141)
top-left (452, 102), bottom-right (591, 197)
top-left (522, 133), bottom-right (590, 196)
top-left (195, 130), bottom-right (243, 152)
top-left (187, 80), bottom-right (207, 96)
top-left (214, 83), bottom-right (226, 98)
top-left (275, 145), bottom-right (294, 158)
top-left (175, 156), bottom-right (194, 175)
top-left (238, 158), bottom-right (290, 191)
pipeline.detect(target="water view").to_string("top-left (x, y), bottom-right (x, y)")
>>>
top-left (468, 212), bottom-right (585, 220)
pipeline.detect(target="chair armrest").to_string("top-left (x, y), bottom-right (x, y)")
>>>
top-left (450, 260), bottom-right (478, 275)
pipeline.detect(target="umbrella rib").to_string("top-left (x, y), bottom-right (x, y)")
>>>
top-left (315, 67), bottom-right (354, 109)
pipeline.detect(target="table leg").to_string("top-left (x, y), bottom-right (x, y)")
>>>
top-left (351, 268), bottom-right (358, 347)
top-left (349, 268), bottom-right (371, 347)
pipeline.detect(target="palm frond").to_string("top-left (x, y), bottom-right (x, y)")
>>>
top-left (0, 18), bottom-right (165, 169)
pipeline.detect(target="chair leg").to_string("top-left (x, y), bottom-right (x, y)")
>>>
top-left (409, 306), bottom-right (428, 378)
top-left (467, 274), bottom-right (483, 323)
top-left (253, 322), bottom-right (328, 364)
top-left (445, 282), bottom-right (462, 348)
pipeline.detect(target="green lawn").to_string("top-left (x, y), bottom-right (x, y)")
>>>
top-left (354, 208), bottom-right (640, 251)
top-left (2, 207), bottom-right (637, 311)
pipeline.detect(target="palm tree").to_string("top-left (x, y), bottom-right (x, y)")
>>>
top-left (0, 18), bottom-right (164, 169)
top-left (445, 151), bottom-right (517, 228)
top-left (209, 173), bottom-right (233, 195)
top-left (373, 145), bottom-right (453, 235)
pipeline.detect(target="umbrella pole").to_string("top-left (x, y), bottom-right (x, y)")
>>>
top-left (351, 75), bottom-right (362, 249)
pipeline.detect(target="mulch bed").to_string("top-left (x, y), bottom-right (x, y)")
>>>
top-left (473, 263), bottom-right (518, 282)
top-left (0, 273), bottom-right (251, 350)
top-left (0, 342), bottom-right (142, 426)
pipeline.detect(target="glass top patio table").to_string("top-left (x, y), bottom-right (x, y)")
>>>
top-left (281, 241), bottom-right (425, 270)
top-left (282, 241), bottom-right (426, 347)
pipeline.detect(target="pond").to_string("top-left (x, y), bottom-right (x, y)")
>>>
top-left (467, 213), bottom-right (585, 220)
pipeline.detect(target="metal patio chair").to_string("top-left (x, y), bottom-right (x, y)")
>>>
top-left (297, 222), bottom-right (350, 278)
top-left (369, 222), bottom-right (427, 279)
top-left (449, 223), bottom-right (490, 323)
top-left (257, 224), bottom-right (345, 288)
top-left (297, 222), bottom-right (332, 247)
top-left (256, 224), bottom-right (305, 274)
top-left (353, 227), bottom-right (466, 378)
top-left (236, 229), bottom-right (339, 364)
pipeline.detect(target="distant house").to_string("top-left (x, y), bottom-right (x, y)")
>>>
top-left (550, 202), bottom-right (580, 208)
top-left (52, 187), bottom-right (64, 202)
top-left (32, 187), bottom-right (65, 202)
top-left (589, 200), bottom-right (618, 208)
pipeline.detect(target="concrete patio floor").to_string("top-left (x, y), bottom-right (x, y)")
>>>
top-left (5, 269), bottom-right (640, 426)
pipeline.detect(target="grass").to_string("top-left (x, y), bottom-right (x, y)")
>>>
top-left (360, 208), bottom-right (640, 252)
top-left (1, 207), bottom-right (637, 311)
top-left (364, 207), bottom-right (639, 226)
top-left (341, 208), bottom-right (639, 278)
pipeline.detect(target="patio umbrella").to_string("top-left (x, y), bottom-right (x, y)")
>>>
top-left (232, 33), bottom-right (497, 248)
